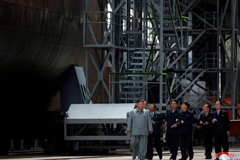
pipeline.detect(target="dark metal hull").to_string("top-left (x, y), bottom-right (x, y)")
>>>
top-left (0, 0), bottom-right (84, 112)
top-left (0, 0), bottom-right (85, 151)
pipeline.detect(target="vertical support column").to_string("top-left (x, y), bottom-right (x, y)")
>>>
top-left (64, 120), bottom-right (67, 141)
top-left (9, 139), bottom-right (15, 151)
top-left (20, 139), bottom-right (25, 150)
top-left (188, 11), bottom-right (193, 79)
top-left (99, 0), bottom-right (105, 103)
top-left (230, 0), bottom-right (238, 119)
top-left (142, 0), bottom-right (147, 100)
top-left (113, 0), bottom-right (119, 103)
top-left (217, 0), bottom-right (220, 99)
top-left (84, 0), bottom-right (89, 103)
top-left (34, 139), bottom-right (39, 150)
top-left (111, 49), bottom-right (115, 103)
top-left (159, 0), bottom-right (164, 108)
top-left (85, 49), bottom-right (89, 103)
top-left (73, 142), bottom-right (79, 151)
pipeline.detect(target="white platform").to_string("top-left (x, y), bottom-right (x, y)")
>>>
top-left (66, 103), bottom-right (135, 121)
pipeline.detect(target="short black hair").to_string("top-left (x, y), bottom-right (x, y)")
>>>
top-left (205, 104), bottom-right (211, 110)
top-left (182, 102), bottom-right (190, 108)
top-left (137, 99), bottom-right (144, 103)
top-left (171, 99), bottom-right (178, 104)
top-left (216, 100), bottom-right (223, 105)
top-left (150, 104), bottom-right (156, 108)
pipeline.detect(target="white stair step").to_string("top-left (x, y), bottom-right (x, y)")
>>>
top-left (123, 86), bottom-right (143, 89)
top-left (163, 40), bottom-right (177, 43)
top-left (119, 80), bottom-right (144, 83)
top-left (132, 57), bottom-right (148, 60)
top-left (121, 92), bottom-right (141, 94)
top-left (119, 97), bottom-right (141, 100)
top-left (129, 68), bottom-right (143, 71)
top-left (130, 63), bottom-right (144, 65)
top-left (163, 34), bottom-right (175, 37)
top-left (134, 51), bottom-right (150, 54)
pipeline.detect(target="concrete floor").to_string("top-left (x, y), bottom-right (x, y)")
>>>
top-left (1, 146), bottom-right (240, 160)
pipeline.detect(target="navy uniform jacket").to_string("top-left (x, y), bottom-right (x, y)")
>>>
top-left (165, 109), bottom-right (181, 134)
top-left (178, 110), bottom-right (194, 135)
top-left (150, 111), bottom-right (163, 135)
top-left (199, 112), bottom-right (214, 136)
top-left (212, 110), bottom-right (230, 135)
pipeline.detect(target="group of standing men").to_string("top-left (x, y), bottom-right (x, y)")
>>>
top-left (127, 99), bottom-right (230, 160)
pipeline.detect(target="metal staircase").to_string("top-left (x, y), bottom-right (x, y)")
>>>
top-left (150, 0), bottom-right (188, 107)
top-left (119, 0), bottom-right (186, 104)
top-left (119, 50), bottom-right (150, 102)
top-left (169, 53), bottom-right (207, 101)
top-left (166, 29), bottom-right (215, 69)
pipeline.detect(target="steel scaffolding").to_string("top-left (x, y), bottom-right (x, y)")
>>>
top-left (84, 0), bottom-right (239, 119)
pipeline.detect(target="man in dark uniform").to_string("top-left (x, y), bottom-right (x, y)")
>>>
top-left (178, 102), bottom-right (194, 160)
top-left (146, 104), bottom-right (163, 160)
top-left (212, 101), bottom-right (230, 160)
top-left (199, 104), bottom-right (214, 159)
top-left (163, 100), bottom-right (181, 160)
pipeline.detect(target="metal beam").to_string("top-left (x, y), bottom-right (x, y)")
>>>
top-left (220, 0), bottom-right (230, 28)
top-left (113, 0), bottom-right (126, 14)
top-left (167, 30), bottom-right (208, 69)
top-left (65, 136), bottom-right (130, 141)
top-left (181, 0), bottom-right (201, 16)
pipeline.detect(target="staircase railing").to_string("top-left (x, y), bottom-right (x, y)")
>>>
top-left (190, 91), bottom-right (218, 116)
top-left (170, 53), bottom-right (206, 93)
top-left (108, 72), bottom-right (171, 103)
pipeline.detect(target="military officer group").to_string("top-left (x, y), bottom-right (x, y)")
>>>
top-left (127, 100), bottom-right (230, 160)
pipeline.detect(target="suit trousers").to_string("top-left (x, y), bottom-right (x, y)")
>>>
top-left (214, 133), bottom-right (229, 154)
top-left (203, 134), bottom-right (213, 155)
top-left (130, 135), bottom-right (148, 160)
top-left (166, 134), bottom-right (179, 159)
top-left (146, 134), bottom-right (162, 159)
top-left (179, 134), bottom-right (194, 159)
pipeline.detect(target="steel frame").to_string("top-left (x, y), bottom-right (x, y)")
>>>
top-left (84, 0), bottom-right (239, 119)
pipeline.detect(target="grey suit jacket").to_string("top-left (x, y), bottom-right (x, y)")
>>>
top-left (127, 109), bottom-right (153, 135)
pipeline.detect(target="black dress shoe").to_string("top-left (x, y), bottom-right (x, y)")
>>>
top-left (205, 155), bottom-right (212, 159)
top-left (179, 158), bottom-right (187, 160)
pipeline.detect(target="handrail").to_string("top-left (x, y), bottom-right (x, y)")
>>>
top-left (145, 29), bottom-right (158, 72)
top-left (191, 91), bottom-right (218, 110)
top-left (171, 53), bottom-right (206, 92)
top-left (175, 0), bottom-right (182, 19)
top-left (171, 58), bottom-right (205, 93)
top-left (109, 72), bottom-right (167, 75)
top-left (109, 72), bottom-right (172, 100)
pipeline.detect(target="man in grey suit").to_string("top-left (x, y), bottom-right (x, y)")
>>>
top-left (127, 99), bottom-right (153, 160)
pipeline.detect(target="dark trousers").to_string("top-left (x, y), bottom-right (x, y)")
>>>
top-left (179, 134), bottom-right (194, 159)
top-left (166, 134), bottom-right (179, 159)
top-left (146, 134), bottom-right (162, 159)
top-left (214, 133), bottom-right (229, 154)
top-left (203, 134), bottom-right (213, 156)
